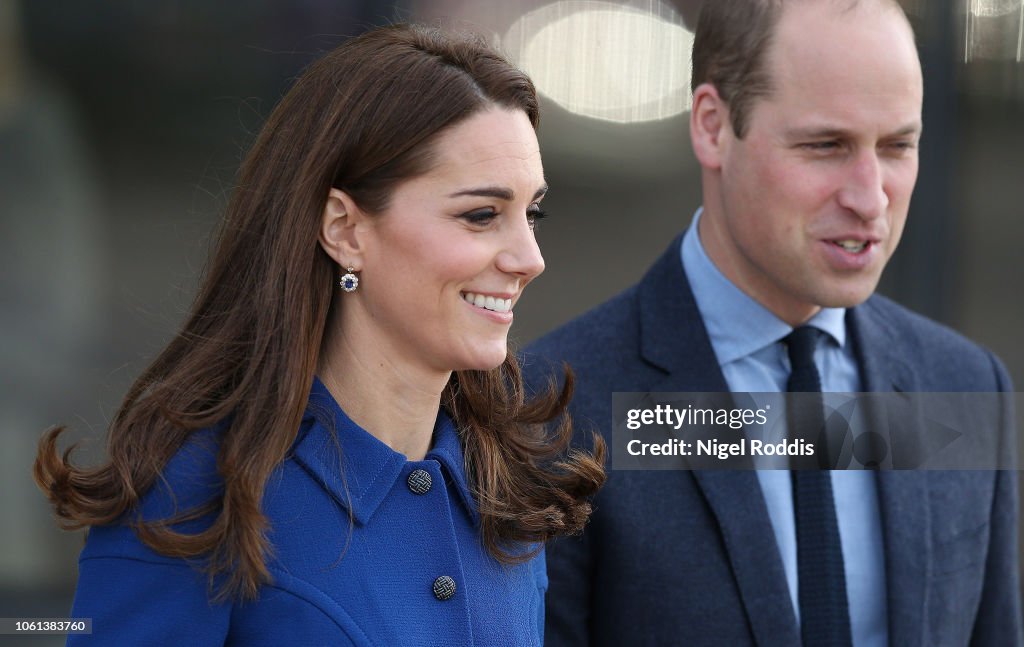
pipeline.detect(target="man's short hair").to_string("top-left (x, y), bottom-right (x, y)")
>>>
top-left (690, 0), bottom-right (910, 139)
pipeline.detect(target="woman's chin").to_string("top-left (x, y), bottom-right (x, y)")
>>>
top-left (452, 343), bottom-right (509, 373)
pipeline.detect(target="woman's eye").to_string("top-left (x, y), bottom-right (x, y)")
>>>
top-left (460, 209), bottom-right (497, 225)
top-left (526, 207), bottom-right (548, 229)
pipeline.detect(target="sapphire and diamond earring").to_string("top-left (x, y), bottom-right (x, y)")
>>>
top-left (339, 267), bottom-right (359, 292)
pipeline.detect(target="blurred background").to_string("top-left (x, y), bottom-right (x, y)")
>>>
top-left (2, 0), bottom-right (1021, 639)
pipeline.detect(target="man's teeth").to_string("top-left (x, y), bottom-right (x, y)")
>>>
top-left (835, 239), bottom-right (868, 253)
top-left (463, 292), bottom-right (512, 313)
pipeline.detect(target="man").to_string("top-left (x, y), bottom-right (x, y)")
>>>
top-left (525, 1), bottom-right (1022, 645)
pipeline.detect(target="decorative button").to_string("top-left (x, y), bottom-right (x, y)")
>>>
top-left (407, 469), bottom-right (432, 495)
top-left (432, 575), bottom-right (456, 601)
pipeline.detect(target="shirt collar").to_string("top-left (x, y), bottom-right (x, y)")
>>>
top-left (681, 207), bottom-right (847, 363)
top-left (292, 377), bottom-right (472, 526)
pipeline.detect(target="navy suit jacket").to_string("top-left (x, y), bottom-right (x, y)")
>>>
top-left (524, 235), bottom-right (1022, 647)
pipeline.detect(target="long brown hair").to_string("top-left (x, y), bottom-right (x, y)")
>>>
top-left (34, 23), bottom-right (604, 602)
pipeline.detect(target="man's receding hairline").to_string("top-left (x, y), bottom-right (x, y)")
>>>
top-left (775, 0), bottom-right (914, 37)
top-left (755, 0), bottom-right (916, 105)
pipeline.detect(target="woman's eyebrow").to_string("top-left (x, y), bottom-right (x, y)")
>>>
top-left (448, 184), bottom-right (548, 201)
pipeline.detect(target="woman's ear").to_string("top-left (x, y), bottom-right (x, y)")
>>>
top-left (319, 188), bottom-right (367, 270)
top-left (690, 82), bottom-right (729, 171)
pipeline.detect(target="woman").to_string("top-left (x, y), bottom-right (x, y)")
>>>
top-left (35, 24), bottom-right (604, 646)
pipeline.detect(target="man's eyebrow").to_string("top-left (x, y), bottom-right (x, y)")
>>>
top-left (785, 123), bottom-right (922, 139)
top-left (447, 184), bottom-right (549, 201)
top-left (885, 123), bottom-right (922, 138)
top-left (786, 126), bottom-right (851, 140)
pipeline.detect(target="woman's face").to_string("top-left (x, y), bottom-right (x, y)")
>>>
top-left (349, 107), bottom-right (546, 377)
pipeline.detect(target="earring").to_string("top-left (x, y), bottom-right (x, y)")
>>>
top-left (339, 267), bottom-right (359, 292)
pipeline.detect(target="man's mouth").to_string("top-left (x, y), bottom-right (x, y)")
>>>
top-left (831, 239), bottom-right (870, 254)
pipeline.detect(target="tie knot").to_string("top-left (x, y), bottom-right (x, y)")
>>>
top-left (785, 326), bottom-right (823, 372)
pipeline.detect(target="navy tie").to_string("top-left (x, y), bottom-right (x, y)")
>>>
top-left (786, 326), bottom-right (852, 647)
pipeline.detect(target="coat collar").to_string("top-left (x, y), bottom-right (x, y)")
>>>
top-left (847, 301), bottom-right (918, 393)
top-left (638, 233), bottom-right (730, 393)
top-left (291, 377), bottom-right (474, 526)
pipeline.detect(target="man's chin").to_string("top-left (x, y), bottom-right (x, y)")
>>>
top-left (815, 280), bottom-right (881, 310)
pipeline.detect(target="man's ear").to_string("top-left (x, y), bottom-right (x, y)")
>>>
top-left (319, 188), bottom-right (368, 270)
top-left (690, 83), bottom-right (729, 170)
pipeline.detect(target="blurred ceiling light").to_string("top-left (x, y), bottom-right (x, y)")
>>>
top-left (504, 0), bottom-right (693, 124)
top-left (964, 0), bottom-right (1023, 61)
top-left (969, 0), bottom-right (1021, 16)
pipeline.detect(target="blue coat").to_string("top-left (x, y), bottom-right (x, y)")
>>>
top-left (67, 378), bottom-right (547, 646)
top-left (524, 235), bottom-right (1022, 647)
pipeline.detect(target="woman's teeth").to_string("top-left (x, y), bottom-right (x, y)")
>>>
top-left (462, 292), bottom-right (512, 313)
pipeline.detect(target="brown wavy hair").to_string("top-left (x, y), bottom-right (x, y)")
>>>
top-left (34, 23), bottom-right (605, 602)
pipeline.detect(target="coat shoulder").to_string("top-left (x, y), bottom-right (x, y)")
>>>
top-left (859, 294), bottom-right (1011, 390)
top-left (523, 285), bottom-right (641, 380)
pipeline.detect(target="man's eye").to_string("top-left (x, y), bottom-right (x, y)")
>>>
top-left (886, 141), bottom-right (916, 151)
top-left (804, 141), bottom-right (839, 150)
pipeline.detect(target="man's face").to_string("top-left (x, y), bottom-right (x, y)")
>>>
top-left (700, 1), bottom-right (923, 325)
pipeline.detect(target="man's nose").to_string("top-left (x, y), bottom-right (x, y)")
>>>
top-left (837, 150), bottom-right (889, 221)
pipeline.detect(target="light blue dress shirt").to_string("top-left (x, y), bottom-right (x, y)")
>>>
top-left (681, 208), bottom-right (888, 647)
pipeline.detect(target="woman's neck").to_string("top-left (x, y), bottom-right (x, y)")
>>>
top-left (317, 328), bottom-right (449, 462)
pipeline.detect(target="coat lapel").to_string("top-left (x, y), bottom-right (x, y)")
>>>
top-left (637, 235), bottom-right (729, 393)
top-left (849, 302), bottom-right (929, 647)
top-left (637, 238), bottom-right (800, 646)
top-left (692, 470), bottom-right (803, 646)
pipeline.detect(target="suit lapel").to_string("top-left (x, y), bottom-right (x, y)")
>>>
top-left (638, 239), bottom-right (800, 646)
top-left (692, 470), bottom-right (803, 646)
top-left (847, 302), bottom-right (916, 394)
top-left (637, 235), bottom-right (729, 393)
top-left (849, 303), bottom-right (929, 647)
